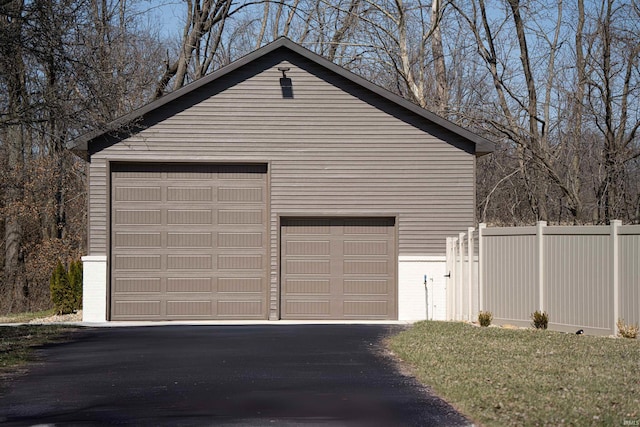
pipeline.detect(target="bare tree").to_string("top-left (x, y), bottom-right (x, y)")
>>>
top-left (0, 0), bottom-right (167, 313)
top-left (1, 0), bottom-right (29, 313)
top-left (587, 0), bottom-right (640, 223)
top-left (155, 0), bottom-right (234, 97)
top-left (256, 0), bottom-right (300, 48)
top-left (336, 0), bottom-right (451, 111)
top-left (450, 0), bottom-right (594, 223)
top-left (430, 0), bottom-right (448, 114)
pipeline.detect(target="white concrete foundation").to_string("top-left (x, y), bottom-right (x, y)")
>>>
top-left (398, 256), bottom-right (447, 321)
top-left (82, 255), bottom-right (108, 322)
top-left (81, 254), bottom-right (447, 323)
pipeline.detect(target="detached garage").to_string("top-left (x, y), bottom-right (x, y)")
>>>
top-left (72, 37), bottom-right (493, 322)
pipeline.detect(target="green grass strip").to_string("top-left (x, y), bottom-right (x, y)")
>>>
top-left (0, 325), bottom-right (77, 377)
top-left (0, 309), bottom-right (57, 324)
top-left (388, 321), bottom-right (640, 426)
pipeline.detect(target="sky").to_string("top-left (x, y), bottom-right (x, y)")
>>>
top-left (145, 0), bottom-right (184, 40)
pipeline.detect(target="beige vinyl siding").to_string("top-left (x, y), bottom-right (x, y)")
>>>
top-left (88, 160), bottom-right (108, 256)
top-left (88, 55), bottom-right (474, 258)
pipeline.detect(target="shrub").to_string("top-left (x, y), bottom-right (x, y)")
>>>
top-left (478, 311), bottom-right (493, 327)
top-left (24, 238), bottom-right (81, 313)
top-left (616, 319), bottom-right (638, 339)
top-left (531, 310), bottom-right (549, 330)
top-left (49, 260), bottom-right (82, 315)
top-left (67, 259), bottom-right (83, 310)
top-left (50, 261), bottom-right (73, 314)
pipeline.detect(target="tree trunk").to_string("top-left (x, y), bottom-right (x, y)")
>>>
top-left (1, 0), bottom-right (28, 314)
top-left (507, 0), bottom-right (548, 221)
top-left (430, 0), bottom-right (448, 115)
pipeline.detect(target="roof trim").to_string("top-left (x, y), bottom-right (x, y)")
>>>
top-left (68, 37), bottom-right (495, 155)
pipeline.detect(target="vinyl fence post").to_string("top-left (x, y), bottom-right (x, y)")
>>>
top-left (456, 233), bottom-right (464, 320)
top-left (452, 236), bottom-right (459, 320)
top-left (611, 220), bottom-right (621, 335)
top-left (446, 237), bottom-right (453, 320)
top-left (468, 227), bottom-right (474, 321)
top-left (478, 223), bottom-right (486, 312)
top-left (537, 221), bottom-right (547, 312)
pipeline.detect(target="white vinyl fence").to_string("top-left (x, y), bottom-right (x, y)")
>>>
top-left (446, 221), bottom-right (640, 336)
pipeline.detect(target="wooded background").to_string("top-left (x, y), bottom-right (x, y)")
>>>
top-left (1, 0), bottom-right (638, 313)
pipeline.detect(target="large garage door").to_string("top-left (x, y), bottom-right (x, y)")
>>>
top-left (280, 217), bottom-right (397, 320)
top-left (110, 164), bottom-right (268, 320)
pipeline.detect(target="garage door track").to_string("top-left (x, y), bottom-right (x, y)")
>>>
top-left (0, 325), bottom-right (470, 426)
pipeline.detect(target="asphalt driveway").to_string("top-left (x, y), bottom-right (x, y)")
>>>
top-left (0, 325), bottom-right (470, 426)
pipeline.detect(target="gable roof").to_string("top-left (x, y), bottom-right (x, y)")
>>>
top-left (69, 37), bottom-right (494, 155)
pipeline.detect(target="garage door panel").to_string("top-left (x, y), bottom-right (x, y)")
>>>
top-left (116, 170), bottom-right (162, 179)
top-left (167, 209), bottom-right (214, 225)
top-left (217, 300), bottom-right (263, 317)
top-left (281, 217), bottom-right (396, 320)
top-left (217, 232), bottom-right (262, 248)
top-left (115, 186), bottom-right (162, 202)
top-left (167, 301), bottom-right (212, 316)
top-left (218, 209), bottom-right (264, 224)
top-left (285, 240), bottom-right (331, 256)
top-left (217, 277), bottom-right (264, 293)
top-left (114, 209), bottom-right (162, 225)
top-left (114, 300), bottom-right (161, 317)
top-left (344, 240), bottom-right (388, 255)
top-left (167, 187), bottom-right (213, 202)
top-left (344, 279), bottom-right (389, 295)
top-left (285, 259), bottom-right (331, 275)
top-left (114, 278), bottom-right (162, 293)
top-left (166, 171), bottom-right (214, 180)
top-left (343, 300), bottom-right (388, 316)
top-left (167, 255), bottom-right (212, 270)
top-left (167, 278), bottom-right (213, 293)
top-left (111, 163), bottom-right (268, 320)
top-left (114, 232), bottom-right (162, 248)
top-left (167, 232), bottom-right (213, 248)
top-left (218, 187), bottom-right (263, 202)
top-left (114, 255), bottom-right (162, 270)
top-left (217, 254), bottom-right (263, 270)
top-left (284, 279), bottom-right (331, 294)
top-left (285, 300), bottom-right (331, 316)
top-left (343, 260), bottom-right (389, 275)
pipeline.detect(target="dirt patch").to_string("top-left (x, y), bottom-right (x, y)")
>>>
top-left (27, 310), bottom-right (83, 324)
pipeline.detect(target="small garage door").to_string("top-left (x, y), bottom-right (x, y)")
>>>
top-left (110, 163), bottom-right (268, 320)
top-left (280, 217), bottom-right (397, 319)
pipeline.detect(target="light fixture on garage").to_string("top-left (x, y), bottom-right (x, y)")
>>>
top-left (278, 67), bottom-right (290, 78)
top-left (278, 67), bottom-right (293, 99)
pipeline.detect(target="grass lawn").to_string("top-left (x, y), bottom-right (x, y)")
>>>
top-left (0, 308), bottom-right (59, 324)
top-left (0, 324), bottom-right (78, 380)
top-left (388, 321), bottom-right (640, 426)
